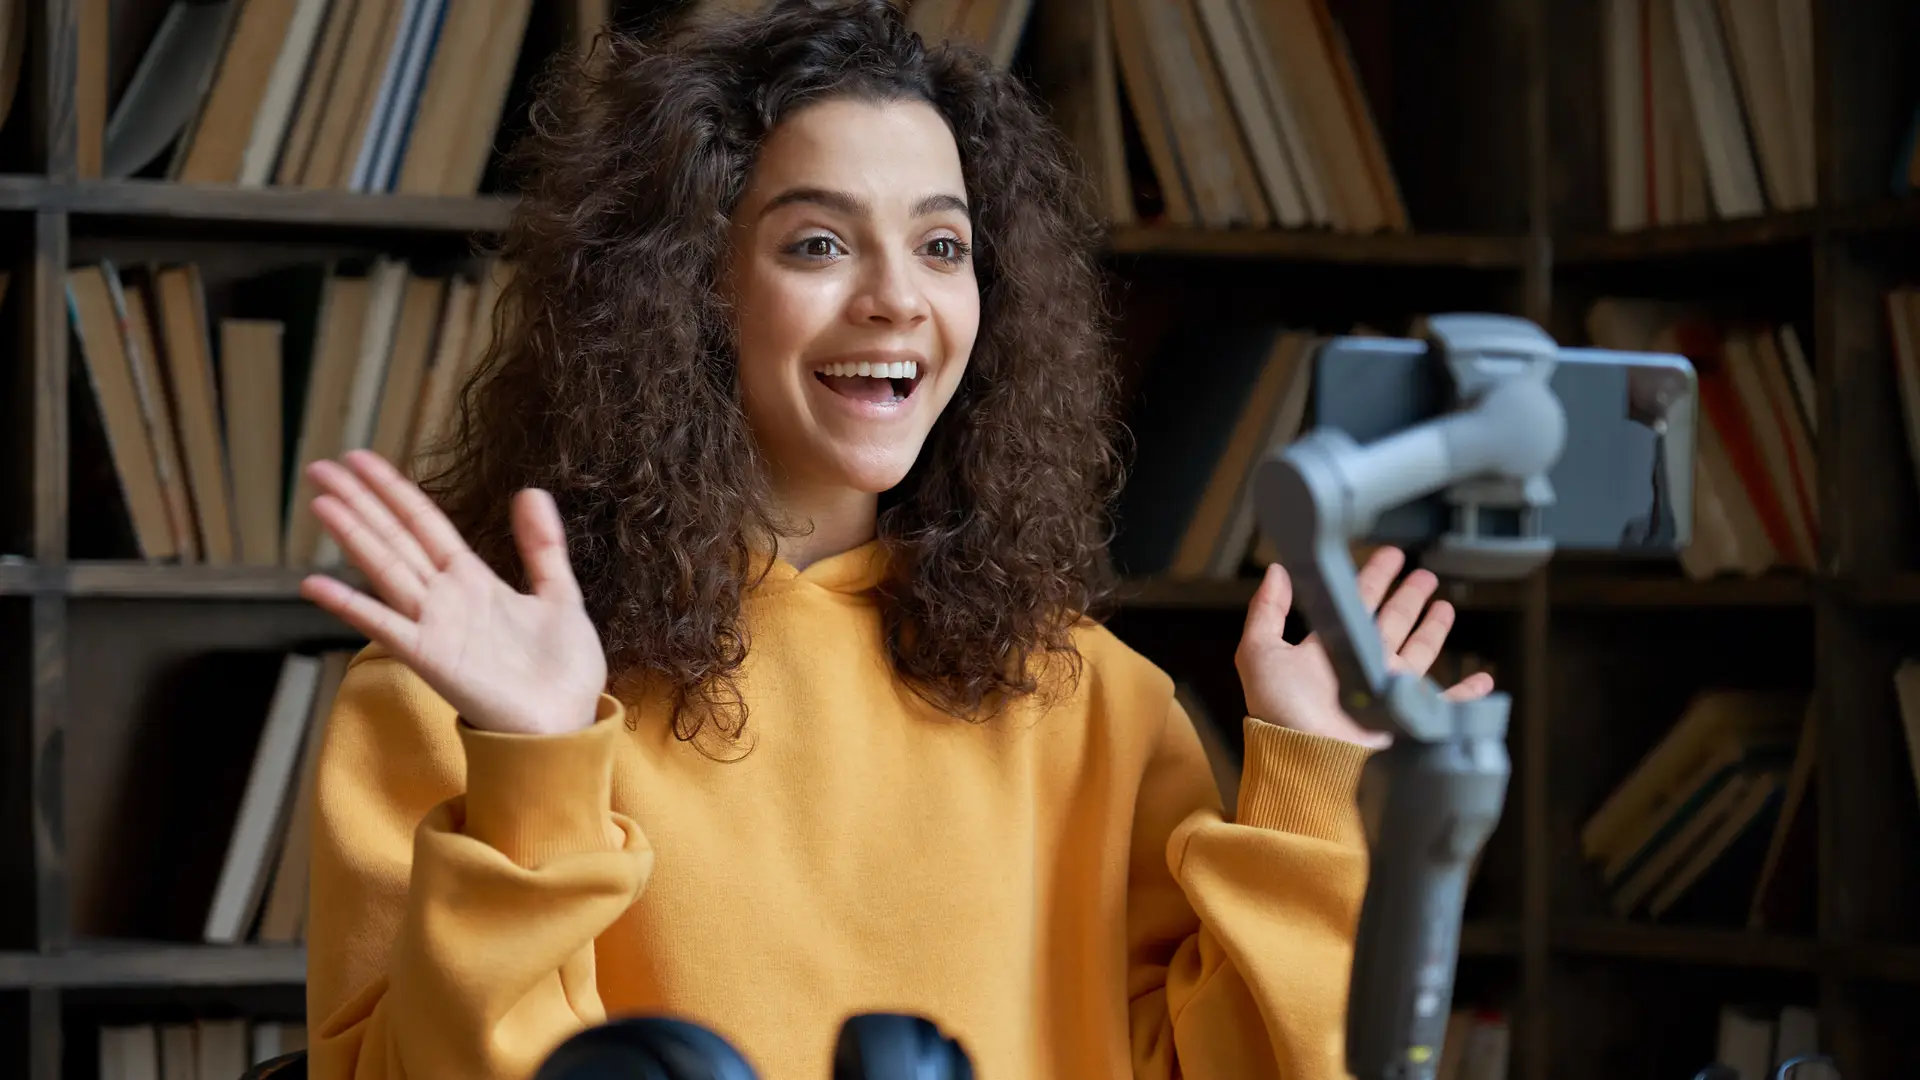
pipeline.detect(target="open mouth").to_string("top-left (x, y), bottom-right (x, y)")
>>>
top-left (814, 359), bottom-right (923, 405)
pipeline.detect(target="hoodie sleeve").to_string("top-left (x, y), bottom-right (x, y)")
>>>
top-left (305, 648), bottom-right (654, 1080)
top-left (1126, 694), bottom-right (1375, 1080)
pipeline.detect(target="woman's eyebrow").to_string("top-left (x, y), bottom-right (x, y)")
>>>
top-left (758, 187), bottom-right (970, 219)
top-left (913, 193), bottom-right (970, 217)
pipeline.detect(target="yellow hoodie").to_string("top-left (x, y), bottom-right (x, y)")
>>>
top-left (306, 540), bottom-right (1374, 1080)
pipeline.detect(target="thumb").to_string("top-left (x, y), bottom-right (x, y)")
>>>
top-left (1242, 561), bottom-right (1294, 644)
top-left (513, 488), bottom-right (582, 604)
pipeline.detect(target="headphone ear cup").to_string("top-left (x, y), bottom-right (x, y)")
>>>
top-left (833, 1014), bottom-right (972, 1080)
top-left (533, 1017), bottom-right (759, 1080)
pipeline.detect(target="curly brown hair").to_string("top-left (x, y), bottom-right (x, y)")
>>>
top-left (422, 0), bottom-right (1124, 744)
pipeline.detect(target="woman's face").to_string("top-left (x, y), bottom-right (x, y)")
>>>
top-left (727, 96), bottom-right (980, 499)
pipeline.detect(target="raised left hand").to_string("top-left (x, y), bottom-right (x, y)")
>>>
top-left (1235, 546), bottom-right (1496, 749)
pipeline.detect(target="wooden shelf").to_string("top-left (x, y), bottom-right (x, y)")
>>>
top-left (1546, 571), bottom-right (1814, 608)
top-left (0, 942), bottom-right (305, 989)
top-left (1832, 192), bottom-right (1920, 235)
top-left (0, 176), bottom-right (514, 233)
top-left (1556, 211), bottom-right (1817, 263)
top-left (1551, 194), bottom-right (1920, 263)
top-left (1836, 573), bottom-right (1920, 607)
top-left (64, 561), bottom-right (333, 599)
top-left (0, 562), bottom-right (365, 599)
top-left (0, 177), bottom-right (1533, 267)
top-left (1551, 919), bottom-right (1819, 971)
top-left (1836, 940), bottom-right (1920, 983)
top-left (1105, 224), bottom-right (1528, 267)
top-left (1549, 920), bottom-right (1920, 982)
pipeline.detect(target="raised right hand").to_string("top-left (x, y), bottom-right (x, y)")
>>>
top-left (298, 449), bottom-right (608, 737)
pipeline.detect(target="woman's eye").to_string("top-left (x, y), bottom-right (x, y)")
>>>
top-left (925, 237), bottom-right (971, 263)
top-left (790, 234), bottom-right (845, 259)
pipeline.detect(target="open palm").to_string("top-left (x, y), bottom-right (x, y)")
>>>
top-left (1235, 546), bottom-right (1495, 749)
top-left (298, 450), bottom-right (607, 737)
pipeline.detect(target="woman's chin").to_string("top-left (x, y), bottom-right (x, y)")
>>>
top-left (815, 444), bottom-right (924, 495)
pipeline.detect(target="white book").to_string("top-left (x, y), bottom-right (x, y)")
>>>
top-left (203, 653), bottom-right (324, 943)
top-left (1670, 0), bottom-right (1765, 217)
top-left (1131, 0), bottom-right (1251, 226)
top-left (1716, 1005), bottom-right (1776, 1080)
top-left (107, 1025), bottom-right (161, 1080)
top-left (159, 1024), bottom-right (198, 1080)
top-left (314, 258), bottom-right (409, 569)
top-left (252, 1022), bottom-right (284, 1064)
top-left (1777, 324), bottom-right (1815, 435)
top-left (1773, 1004), bottom-right (1820, 1069)
top-left (1193, 0), bottom-right (1307, 226)
top-left (1230, 0), bottom-right (1329, 226)
top-left (196, 1020), bottom-right (250, 1080)
top-left (240, 0), bottom-right (335, 186)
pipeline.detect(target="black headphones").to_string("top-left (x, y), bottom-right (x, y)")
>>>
top-left (531, 1013), bottom-right (973, 1080)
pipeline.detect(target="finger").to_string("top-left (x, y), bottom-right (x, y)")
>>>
top-left (310, 493), bottom-right (428, 618)
top-left (514, 488), bottom-right (583, 604)
top-left (1242, 562), bottom-right (1293, 645)
top-left (1393, 595), bottom-right (1454, 675)
top-left (309, 458), bottom-right (437, 585)
top-left (1353, 545), bottom-right (1407, 612)
top-left (1356, 728), bottom-right (1394, 750)
top-left (1443, 672), bottom-right (1496, 701)
top-left (1376, 567), bottom-right (1439, 654)
top-left (343, 448), bottom-right (474, 571)
top-left (300, 573), bottom-right (420, 656)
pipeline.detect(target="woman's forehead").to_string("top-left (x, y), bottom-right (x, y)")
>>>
top-left (744, 98), bottom-right (966, 216)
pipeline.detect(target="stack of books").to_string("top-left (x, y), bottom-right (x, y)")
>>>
top-left (67, 256), bottom-right (510, 564)
top-left (90, 0), bottom-right (536, 190)
top-left (1602, 0), bottom-right (1816, 228)
top-left (1581, 687), bottom-right (1815, 926)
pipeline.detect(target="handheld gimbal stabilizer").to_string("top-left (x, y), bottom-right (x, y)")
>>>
top-left (1253, 313), bottom-right (1696, 1079)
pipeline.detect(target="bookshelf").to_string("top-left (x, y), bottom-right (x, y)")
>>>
top-left (4, 0), bottom-right (1920, 1078)
top-left (0, 178), bottom-right (516, 233)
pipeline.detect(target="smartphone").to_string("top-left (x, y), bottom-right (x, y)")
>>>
top-left (1307, 333), bottom-right (1697, 556)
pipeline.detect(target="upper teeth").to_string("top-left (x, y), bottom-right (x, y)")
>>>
top-left (821, 360), bottom-right (918, 379)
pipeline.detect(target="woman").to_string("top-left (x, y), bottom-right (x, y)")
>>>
top-left (298, 2), bottom-right (1494, 1078)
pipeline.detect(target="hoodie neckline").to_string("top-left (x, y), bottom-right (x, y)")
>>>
top-left (752, 538), bottom-right (891, 596)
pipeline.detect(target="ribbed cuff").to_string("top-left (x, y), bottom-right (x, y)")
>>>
top-left (458, 692), bottom-right (626, 868)
top-left (1236, 717), bottom-right (1375, 847)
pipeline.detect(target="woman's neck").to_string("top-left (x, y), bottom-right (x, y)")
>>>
top-left (768, 478), bottom-right (880, 572)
